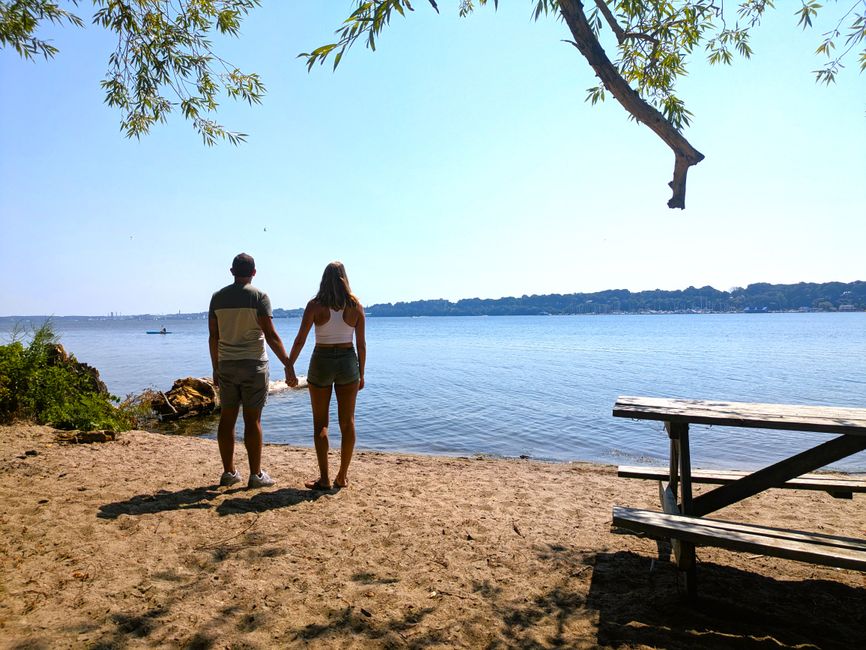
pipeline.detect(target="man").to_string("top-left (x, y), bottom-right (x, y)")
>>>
top-left (209, 253), bottom-right (291, 488)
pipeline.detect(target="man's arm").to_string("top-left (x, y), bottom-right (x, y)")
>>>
top-left (258, 315), bottom-right (293, 384)
top-left (208, 315), bottom-right (220, 387)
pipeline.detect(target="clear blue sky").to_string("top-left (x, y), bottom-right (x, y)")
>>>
top-left (1, 2), bottom-right (864, 316)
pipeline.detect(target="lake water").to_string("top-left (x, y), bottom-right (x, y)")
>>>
top-left (3, 313), bottom-right (865, 471)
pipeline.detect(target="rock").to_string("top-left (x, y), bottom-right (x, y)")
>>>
top-left (151, 377), bottom-right (220, 420)
top-left (47, 344), bottom-right (109, 395)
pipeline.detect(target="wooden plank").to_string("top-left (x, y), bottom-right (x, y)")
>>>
top-left (671, 422), bottom-right (695, 579)
top-left (670, 422), bottom-right (693, 514)
top-left (660, 482), bottom-right (679, 515)
top-left (691, 434), bottom-right (866, 516)
top-left (615, 396), bottom-right (866, 423)
top-left (612, 507), bottom-right (866, 571)
top-left (659, 482), bottom-right (683, 565)
top-left (668, 436), bottom-right (679, 495)
top-left (618, 466), bottom-right (866, 493)
top-left (612, 396), bottom-right (866, 435)
top-left (614, 506), bottom-right (866, 553)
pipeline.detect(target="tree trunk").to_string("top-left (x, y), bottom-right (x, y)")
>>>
top-left (558, 0), bottom-right (704, 209)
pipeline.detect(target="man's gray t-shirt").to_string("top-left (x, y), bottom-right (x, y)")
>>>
top-left (208, 283), bottom-right (272, 362)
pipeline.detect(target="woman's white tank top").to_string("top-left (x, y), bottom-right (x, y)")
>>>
top-left (315, 309), bottom-right (355, 344)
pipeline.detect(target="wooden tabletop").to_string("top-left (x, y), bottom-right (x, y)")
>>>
top-left (613, 396), bottom-right (866, 436)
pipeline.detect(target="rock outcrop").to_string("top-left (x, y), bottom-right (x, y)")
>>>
top-left (47, 344), bottom-right (109, 395)
top-left (149, 377), bottom-right (220, 420)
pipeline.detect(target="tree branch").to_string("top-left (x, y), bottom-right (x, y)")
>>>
top-left (593, 0), bottom-right (625, 43)
top-left (623, 31), bottom-right (659, 45)
top-left (593, 1), bottom-right (658, 46)
top-left (560, 0), bottom-right (704, 209)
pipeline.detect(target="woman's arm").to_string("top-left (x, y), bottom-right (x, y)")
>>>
top-left (355, 305), bottom-right (366, 390)
top-left (286, 301), bottom-right (316, 386)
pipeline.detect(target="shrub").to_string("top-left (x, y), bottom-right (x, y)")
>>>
top-left (0, 322), bottom-right (134, 432)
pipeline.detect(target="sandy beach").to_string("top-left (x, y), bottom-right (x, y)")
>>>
top-left (1, 424), bottom-right (865, 649)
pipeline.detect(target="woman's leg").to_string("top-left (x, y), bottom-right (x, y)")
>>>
top-left (307, 384), bottom-right (333, 487)
top-left (334, 380), bottom-right (359, 487)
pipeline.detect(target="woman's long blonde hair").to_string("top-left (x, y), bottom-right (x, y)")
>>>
top-left (314, 261), bottom-right (359, 310)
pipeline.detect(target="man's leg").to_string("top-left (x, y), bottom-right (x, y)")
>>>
top-left (240, 359), bottom-right (270, 480)
top-left (242, 407), bottom-right (263, 476)
top-left (217, 406), bottom-right (241, 473)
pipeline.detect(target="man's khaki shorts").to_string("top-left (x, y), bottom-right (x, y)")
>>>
top-left (218, 359), bottom-right (269, 410)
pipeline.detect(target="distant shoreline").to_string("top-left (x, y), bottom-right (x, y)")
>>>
top-left (2, 280), bottom-right (863, 320)
top-left (3, 309), bottom-right (865, 322)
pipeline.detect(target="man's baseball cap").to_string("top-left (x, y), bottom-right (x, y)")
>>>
top-left (231, 253), bottom-right (255, 277)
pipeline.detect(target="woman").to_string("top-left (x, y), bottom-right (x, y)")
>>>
top-left (286, 261), bottom-right (366, 490)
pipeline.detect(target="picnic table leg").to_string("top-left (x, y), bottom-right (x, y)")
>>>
top-left (668, 432), bottom-right (680, 495)
top-left (666, 421), bottom-right (697, 597)
top-left (659, 428), bottom-right (681, 562)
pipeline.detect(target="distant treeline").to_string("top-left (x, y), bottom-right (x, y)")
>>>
top-left (272, 308), bottom-right (304, 318)
top-left (5, 282), bottom-right (862, 322)
top-left (364, 282), bottom-right (865, 317)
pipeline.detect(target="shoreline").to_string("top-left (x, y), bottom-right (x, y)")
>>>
top-left (2, 424), bottom-right (866, 648)
top-left (4, 309), bottom-right (866, 321)
top-left (152, 413), bottom-right (866, 476)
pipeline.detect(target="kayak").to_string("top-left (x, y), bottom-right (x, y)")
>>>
top-left (146, 331), bottom-right (172, 334)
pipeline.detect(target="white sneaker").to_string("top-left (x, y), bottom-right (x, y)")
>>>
top-left (248, 470), bottom-right (275, 488)
top-left (220, 470), bottom-right (242, 487)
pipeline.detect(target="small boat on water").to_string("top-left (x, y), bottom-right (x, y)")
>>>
top-left (146, 330), bottom-right (172, 334)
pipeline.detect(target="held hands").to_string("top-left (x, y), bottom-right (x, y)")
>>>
top-left (285, 364), bottom-right (298, 388)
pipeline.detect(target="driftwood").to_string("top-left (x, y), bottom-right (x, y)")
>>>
top-left (148, 377), bottom-right (220, 421)
top-left (56, 430), bottom-right (117, 444)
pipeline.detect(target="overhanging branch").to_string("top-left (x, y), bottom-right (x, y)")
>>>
top-left (562, 0), bottom-right (704, 209)
top-left (592, 1), bottom-right (658, 46)
top-left (593, 0), bottom-right (626, 43)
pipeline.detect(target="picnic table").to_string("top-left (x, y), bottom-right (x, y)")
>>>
top-left (611, 396), bottom-right (866, 596)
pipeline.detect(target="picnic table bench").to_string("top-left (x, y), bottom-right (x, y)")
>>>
top-left (611, 396), bottom-right (866, 596)
top-left (617, 466), bottom-right (866, 499)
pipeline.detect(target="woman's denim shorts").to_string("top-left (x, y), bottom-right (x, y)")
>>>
top-left (307, 347), bottom-right (360, 387)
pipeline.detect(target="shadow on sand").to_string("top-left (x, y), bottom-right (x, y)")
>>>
top-left (97, 485), bottom-right (328, 519)
top-left (36, 534), bottom-right (866, 649)
top-left (587, 550), bottom-right (866, 649)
